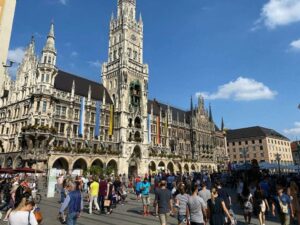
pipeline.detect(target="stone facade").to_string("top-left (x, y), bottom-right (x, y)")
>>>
top-left (0, 0), bottom-right (227, 176)
top-left (227, 126), bottom-right (293, 165)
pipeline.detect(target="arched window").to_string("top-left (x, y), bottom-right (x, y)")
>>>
top-left (41, 74), bottom-right (45, 82)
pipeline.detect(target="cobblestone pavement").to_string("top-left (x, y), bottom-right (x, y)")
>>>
top-left (0, 189), bottom-right (282, 225)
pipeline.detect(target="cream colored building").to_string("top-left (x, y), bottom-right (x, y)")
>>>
top-left (0, 0), bottom-right (16, 92)
top-left (227, 126), bottom-right (293, 165)
top-left (0, 0), bottom-right (227, 175)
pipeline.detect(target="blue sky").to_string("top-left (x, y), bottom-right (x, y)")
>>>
top-left (8, 0), bottom-right (300, 140)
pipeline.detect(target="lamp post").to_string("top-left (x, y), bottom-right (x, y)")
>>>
top-left (242, 147), bottom-right (248, 164)
top-left (34, 129), bottom-right (38, 180)
top-left (275, 153), bottom-right (281, 175)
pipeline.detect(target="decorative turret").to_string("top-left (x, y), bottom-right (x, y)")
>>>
top-left (37, 22), bottom-right (58, 87)
top-left (117, 0), bottom-right (136, 20)
top-left (87, 85), bottom-right (92, 105)
top-left (209, 103), bottom-right (213, 122)
top-left (71, 80), bottom-right (75, 101)
top-left (41, 22), bottom-right (56, 66)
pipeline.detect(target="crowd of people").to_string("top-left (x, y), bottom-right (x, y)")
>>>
top-left (54, 170), bottom-right (300, 225)
top-left (0, 170), bottom-right (298, 225)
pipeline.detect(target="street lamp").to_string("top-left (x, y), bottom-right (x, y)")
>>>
top-left (34, 129), bottom-right (38, 179)
top-left (275, 153), bottom-right (281, 175)
top-left (242, 147), bottom-right (248, 164)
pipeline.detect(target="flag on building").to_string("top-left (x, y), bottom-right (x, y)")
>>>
top-left (108, 104), bottom-right (114, 136)
top-left (94, 101), bottom-right (101, 138)
top-left (79, 97), bottom-right (85, 137)
top-left (148, 114), bottom-right (151, 143)
top-left (156, 115), bottom-right (160, 144)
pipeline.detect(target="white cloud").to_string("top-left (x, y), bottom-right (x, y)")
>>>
top-left (88, 60), bottom-right (101, 68)
top-left (259, 0), bottom-right (300, 29)
top-left (7, 47), bottom-right (26, 78)
top-left (8, 47), bottom-right (25, 64)
top-left (59, 0), bottom-right (68, 5)
top-left (290, 39), bottom-right (300, 50)
top-left (284, 122), bottom-right (300, 136)
top-left (197, 77), bottom-right (277, 101)
top-left (70, 51), bottom-right (78, 57)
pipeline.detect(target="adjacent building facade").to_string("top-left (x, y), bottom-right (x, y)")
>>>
top-left (291, 141), bottom-right (300, 165)
top-left (0, 0), bottom-right (16, 92)
top-left (227, 126), bottom-right (293, 165)
top-left (0, 0), bottom-right (227, 175)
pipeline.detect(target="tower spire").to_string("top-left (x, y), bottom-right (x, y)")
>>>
top-left (209, 103), bottom-right (213, 122)
top-left (41, 21), bottom-right (57, 65)
top-left (221, 117), bottom-right (224, 131)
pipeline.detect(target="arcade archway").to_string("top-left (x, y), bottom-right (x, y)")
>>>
top-left (107, 159), bottom-right (118, 175)
top-left (148, 161), bottom-right (156, 174)
top-left (52, 157), bottom-right (69, 173)
top-left (167, 162), bottom-right (174, 174)
top-left (158, 161), bottom-right (165, 172)
top-left (72, 158), bottom-right (87, 171)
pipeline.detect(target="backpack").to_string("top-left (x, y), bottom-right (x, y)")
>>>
top-left (278, 196), bottom-right (289, 214)
top-left (244, 195), bottom-right (253, 210)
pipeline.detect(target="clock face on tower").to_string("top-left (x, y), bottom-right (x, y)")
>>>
top-left (131, 34), bottom-right (137, 42)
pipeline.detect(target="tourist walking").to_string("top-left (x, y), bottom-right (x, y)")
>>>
top-left (288, 181), bottom-right (300, 225)
top-left (207, 188), bottom-right (232, 225)
top-left (241, 184), bottom-right (253, 224)
top-left (187, 184), bottom-right (207, 225)
top-left (154, 180), bottom-right (172, 225)
top-left (254, 185), bottom-right (269, 225)
top-left (140, 177), bottom-right (151, 216)
top-left (88, 177), bottom-right (100, 214)
top-left (8, 196), bottom-right (38, 225)
top-left (59, 181), bottom-right (83, 225)
top-left (272, 184), bottom-right (294, 225)
top-left (175, 183), bottom-right (189, 225)
top-left (198, 182), bottom-right (211, 204)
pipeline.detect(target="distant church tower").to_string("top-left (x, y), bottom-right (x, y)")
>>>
top-left (102, 0), bottom-right (149, 175)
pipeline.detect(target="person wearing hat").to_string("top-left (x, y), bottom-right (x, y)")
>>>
top-left (140, 177), bottom-right (151, 216)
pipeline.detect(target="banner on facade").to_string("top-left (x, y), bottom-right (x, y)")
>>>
top-left (148, 114), bottom-right (151, 143)
top-left (108, 104), bottom-right (114, 136)
top-left (156, 115), bottom-right (160, 144)
top-left (47, 168), bottom-right (57, 198)
top-left (79, 97), bottom-right (85, 137)
top-left (94, 101), bottom-right (101, 138)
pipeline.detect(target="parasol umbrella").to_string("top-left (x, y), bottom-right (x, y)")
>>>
top-left (0, 168), bottom-right (15, 174)
top-left (14, 167), bottom-right (44, 173)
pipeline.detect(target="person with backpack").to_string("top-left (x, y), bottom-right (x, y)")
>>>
top-left (59, 181), bottom-right (83, 225)
top-left (241, 184), bottom-right (253, 224)
top-left (254, 185), bottom-right (269, 225)
top-left (272, 184), bottom-right (294, 225)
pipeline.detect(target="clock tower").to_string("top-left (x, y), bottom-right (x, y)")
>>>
top-left (102, 0), bottom-right (149, 176)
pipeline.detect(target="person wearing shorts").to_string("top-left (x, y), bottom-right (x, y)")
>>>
top-left (154, 181), bottom-right (172, 225)
top-left (140, 177), bottom-right (151, 216)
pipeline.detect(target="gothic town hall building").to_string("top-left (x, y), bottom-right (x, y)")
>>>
top-left (0, 0), bottom-right (228, 176)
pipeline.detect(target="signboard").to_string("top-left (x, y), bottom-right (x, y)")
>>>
top-left (47, 168), bottom-right (57, 198)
